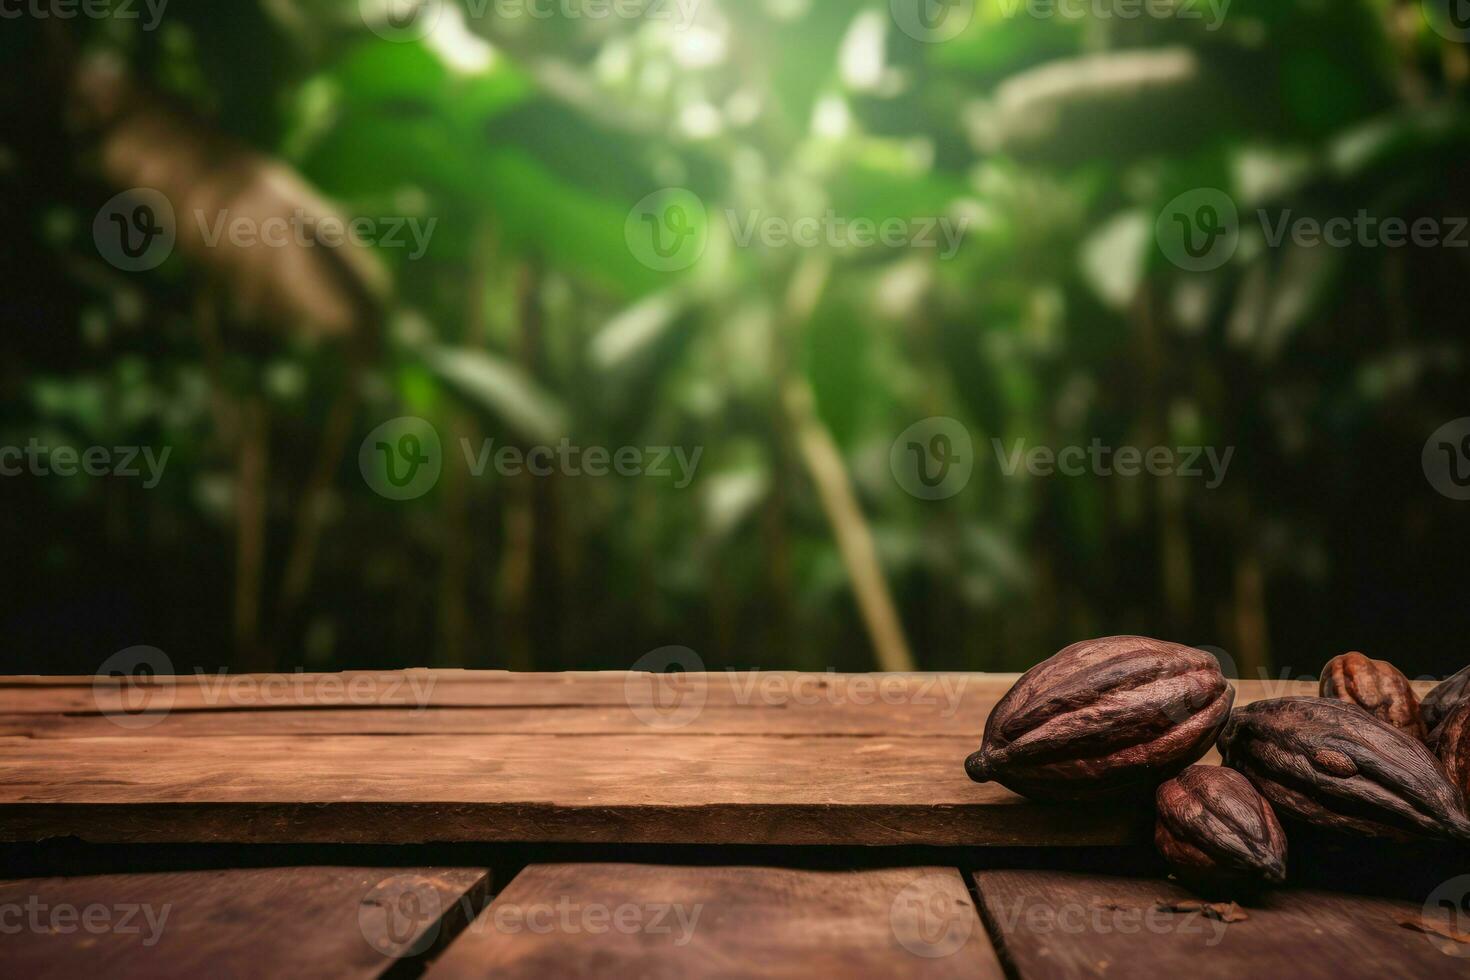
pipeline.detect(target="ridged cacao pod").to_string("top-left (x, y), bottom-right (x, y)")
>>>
top-left (1422, 665), bottom-right (1470, 733)
top-left (1219, 697), bottom-right (1470, 842)
top-left (1155, 766), bottom-right (1287, 887)
top-left (1430, 701), bottom-right (1470, 798)
top-left (964, 636), bottom-right (1234, 801)
top-left (1318, 652), bottom-right (1425, 740)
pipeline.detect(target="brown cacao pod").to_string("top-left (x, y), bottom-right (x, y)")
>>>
top-left (1421, 665), bottom-right (1470, 732)
top-left (1219, 696), bottom-right (1470, 842)
top-left (964, 636), bottom-right (1234, 801)
top-left (1430, 701), bottom-right (1470, 797)
top-left (1318, 652), bottom-right (1425, 740)
top-left (1155, 765), bottom-right (1287, 886)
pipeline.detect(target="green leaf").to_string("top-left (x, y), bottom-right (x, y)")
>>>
top-left (421, 346), bottom-right (568, 443)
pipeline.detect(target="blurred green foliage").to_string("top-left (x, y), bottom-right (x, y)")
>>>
top-left (2, 0), bottom-right (1469, 677)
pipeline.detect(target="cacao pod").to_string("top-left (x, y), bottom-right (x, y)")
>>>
top-left (1219, 696), bottom-right (1470, 842)
top-left (964, 636), bottom-right (1234, 801)
top-left (1421, 665), bottom-right (1470, 732)
top-left (1430, 700), bottom-right (1470, 798)
top-left (1155, 765), bottom-right (1287, 886)
top-left (1318, 652), bottom-right (1425, 740)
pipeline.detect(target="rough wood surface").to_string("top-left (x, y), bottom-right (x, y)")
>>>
top-left (0, 866), bottom-right (490, 979)
top-left (0, 672), bottom-right (1009, 714)
top-left (0, 703), bottom-right (979, 739)
top-left (0, 674), bottom-right (1321, 846)
top-left (0, 732), bottom-right (1148, 845)
top-left (970, 868), bottom-right (1470, 978)
top-left (425, 864), bottom-right (1002, 979)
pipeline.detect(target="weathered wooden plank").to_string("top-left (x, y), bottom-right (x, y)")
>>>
top-left (0, 703), bottom-right (977, 738)
top-left (0, 675), bottom-right (1329, 846)
top-left (0, 672), bottom-right (1330, 716)
top-left (0, 672), bottom-right (1006, 715)
top-left (970, 868), bottom-right (1469, 979)
top-left (0, 866), bottom-right (490, 979)
top-left (425, 864), bottom-right (1003, 979)
top-left (0, 732), bottom-right (1150, 845)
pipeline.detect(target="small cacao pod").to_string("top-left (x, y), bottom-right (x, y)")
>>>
top-left (1155, 765), bottom-right (1287, 887)
top-left (1430, 700), bottom-right (1470, 797)
top-left (964, 636), bottom-right (1234, 801)
top-left (1318, 652), bottom-right (1425, 740)
top-left (1421, 665), bottom-right (1470, 732)
top-left (1219, 696), bottom-right (1470, 842)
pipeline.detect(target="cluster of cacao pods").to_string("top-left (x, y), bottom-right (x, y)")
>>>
top-left (965, 638), bottom-right (1470, 892)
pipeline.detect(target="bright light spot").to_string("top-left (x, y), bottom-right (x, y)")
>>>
top-left (725, 89), bottom-right (763, 128)
top-left (811, 94), bottom-right (851, 139)
top-left (595, 39), bottom-right (634, 86)
top-left (425, 5), bottom-right (494, 75)
top-left (764, 0), bottom-right (810, 21)
top-left (679, 102), bottom-right (724, 139)
top-left (639, 60), bottom-right (673, 99)
top-left (839, 11), bottom-right (887, 92)
top-left (673, 26), bottom-right (728, 70)
top-left (876, 259), bottom-right (932, 319)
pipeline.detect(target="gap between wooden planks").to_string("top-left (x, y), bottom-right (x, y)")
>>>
top-left (0, 673), bottom-right (1319, 846)
top-left (425, 864), bottom-right (1004, 980)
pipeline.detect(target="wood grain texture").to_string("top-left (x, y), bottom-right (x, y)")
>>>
top-left (970, 868), bottom-right (1470, 979)
top-left (0, 866), bottom-right (490, 980)
top-left (425, 864), bottom-right (1003, 979)
top-left (0, 672), bottom-right (1011, 714)
top-left (0, 675), bottom-right (1326, 846)
top-left (0, 733), bottom-right (1149, 845)
top-left (0, 702), bottom-right (979, 739)
top-left (0, 672), bottom-right (1334, 715)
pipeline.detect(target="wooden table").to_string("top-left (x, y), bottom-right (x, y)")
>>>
top-left (1, 671), bottom-right (1465, 977)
